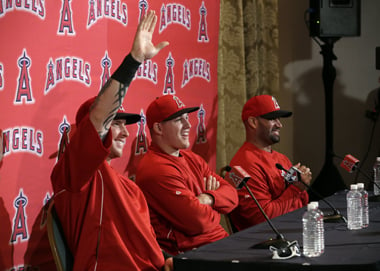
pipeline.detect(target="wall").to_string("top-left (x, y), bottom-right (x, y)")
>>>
top-left (278, 0), bottom-right (380, 189)
top-left (0, 1), bottom-right (220, 269)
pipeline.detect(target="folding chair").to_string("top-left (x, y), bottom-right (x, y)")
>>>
top-left (46, 199), bottom-right (74, 271)
top-left (219, 165), bottom-right (239, 234)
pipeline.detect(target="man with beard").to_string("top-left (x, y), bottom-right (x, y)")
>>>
top-left (50, 11), bottom-right (172, 270)
top-left (228, 95), bottom-right (311, 231)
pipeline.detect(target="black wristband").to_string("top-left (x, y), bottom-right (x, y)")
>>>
top-left (162, 249), bottom-right (173, 260)
top-left (111, 54), bottom-right (141, 85)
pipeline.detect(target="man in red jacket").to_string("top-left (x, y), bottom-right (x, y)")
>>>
top-left (229, 95), bottom-right (311, 231)
top-left (51, 11), bottom-right (172, 270)
top-left (136, 95), bottom-right (238, 255)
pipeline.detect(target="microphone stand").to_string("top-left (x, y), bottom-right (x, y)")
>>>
top-left (333, 154), bottom-right (380, 202)
top-left (296, 172), bottom-right (347, 223)
top-left (310, 37), bottom-right (347, 200)
top-left (353, 167), bottom-right (380, 202)
top-left (275, 163), bottom-right (346, 223)
top-left (240, 179), bottom-right (290, 249)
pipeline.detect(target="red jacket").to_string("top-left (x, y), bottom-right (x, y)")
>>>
top-left (136, 143), bottom-right (238, 255)
top-left (51, 116), bottom-right (164, 270)
top-left (229, 141), bottom-right (308, 231)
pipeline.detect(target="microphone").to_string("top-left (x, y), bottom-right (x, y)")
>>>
top-left (281, 165), bottom-right (302, 184)
top-left (224, 165), bottom-right (250, 189)
top-left (338, 154), bottom-right (380, 202)
top-left (340, 154), bottom-right (359, 173)
top-left (224, 165), bottom-right (293, 250)
top-left (275, 163), bottom-right (347, 223)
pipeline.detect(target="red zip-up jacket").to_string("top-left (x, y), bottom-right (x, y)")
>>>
top-left (136, 143), bottom-right (238, 255)
top-left (229, 141), bottom-right (308, 231)
top-left (51, 116), bottom-right (165, 270)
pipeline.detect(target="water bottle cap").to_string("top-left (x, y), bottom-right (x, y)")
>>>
top-left (350, 184), bottom-right (358, 190)
top-left (307, 202), bottom-right (318, 210)
top-left (357, 183), bottom-right (364, 189)
top-left (310, 201), bottom-right (319, 208)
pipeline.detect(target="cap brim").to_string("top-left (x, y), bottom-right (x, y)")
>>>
top-left (163, 107), bottom-right (200, 121)
top-left (261, 110), bottom-right (292, 119)
top-left (115, 113), bottom-right (141, 125)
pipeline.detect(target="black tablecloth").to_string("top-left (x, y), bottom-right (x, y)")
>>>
top-left (173, 190), bottom-right (380, 271)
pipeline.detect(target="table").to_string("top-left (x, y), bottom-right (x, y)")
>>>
top-left (173, 190), bottom-right (380, 271)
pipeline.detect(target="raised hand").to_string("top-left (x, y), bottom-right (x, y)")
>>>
top-left (130, 10), bottom-right (169, 62)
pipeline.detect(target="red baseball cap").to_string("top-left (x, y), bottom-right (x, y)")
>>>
top-left (146, 95), bottom-right (199, 129)
top-left (242, 95), bottom-right (292, 121)
top-left (75, 96), bottom-right (141, 125)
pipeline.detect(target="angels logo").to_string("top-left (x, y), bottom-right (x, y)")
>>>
top-left (138, 0), bottom-right (148, 21)
top-left (135, 60), bottom-right (158, 84)
top-left (198, 2), bottom-right (209, 42)
top-left (196, 104), bottom-right (207, 144)
top-left (56, 116), bottom-right (71, 160)
top-left (281, 167), bottom-right (300, 183)
top-left (135, 110), bottom-right (148, 155)
top-left (136, 1), bottom-right (158, 84)
top-left (227, 172), bottom-right (244, 189)
top-left (100, 52), bottom-right (112, 88)
top-left (173, 95), bottom-right (185, 108)
top-left (0, 63), bottom-right (3, 90)
top-left (159, 3), bottom-right (191, 33)
top-left (0, 0), bottom-right (45, 18)
top-left (11, 189), bottom-right (29, 243)
top-left (136, 0), bottom-right (158, 84)
top-left (44, 56), bottom-right (91, 95)
top-left (15, 50), bottom-right (34, 105)
top-left (163, 52), bottom-right (175, 95)
top-left (1, 126), bottom-right (43, 157)
top-left (272, 96), bottom-right (280, 109)
top-left (181, 57), bottom-right (210, 87)
top-left (87, 0), bottom-right (128, 29)
top-left (58, 0), bottom-right (75, 36)
top-left (340, 154), bottom-right (359, 173)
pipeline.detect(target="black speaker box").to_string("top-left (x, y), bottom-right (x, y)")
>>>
top-left (309, 0), bottom-right (361, 37)
top-left (376, 47), bottom-right (380, 70)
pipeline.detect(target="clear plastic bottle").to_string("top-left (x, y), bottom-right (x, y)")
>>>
top-left (302, 202), bottom-right (324, 257)
top-left (347, 184), bottom-right (363, 230)
top-left (357, 183), bottom-right (369, 228)
top-left (313, 201), bottom-right (325, 253)
top-left (374, 157), bottom-right (380, 196)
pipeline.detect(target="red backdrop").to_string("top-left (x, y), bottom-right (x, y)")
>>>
top-left (0, 0), bottom-right (220, 269)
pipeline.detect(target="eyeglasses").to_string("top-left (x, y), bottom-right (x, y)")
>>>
top-left (269, 240), bottom-right (301, 260)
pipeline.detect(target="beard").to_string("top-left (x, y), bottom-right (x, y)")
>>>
top-left (269, 131), bottom-right (280, 144)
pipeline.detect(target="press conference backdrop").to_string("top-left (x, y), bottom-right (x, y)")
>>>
top-left (0, 1), bottom-right (220, 269)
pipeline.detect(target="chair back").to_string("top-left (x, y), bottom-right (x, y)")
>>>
top-left (219, 165), bottom-right (239, 234)
top-left (47, 199), bottom-right (74, 271)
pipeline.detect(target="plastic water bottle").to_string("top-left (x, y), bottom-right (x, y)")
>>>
top-left (346, 184), bottom-right (363, 230)
top-left (313, 201), bottom-right (325, 253)
top-left (374, 157), bottom-right (380, 196)
top-left (302, 202), bottom-right (324, 257)
top-left (357, 183), bottom-right (369, 228)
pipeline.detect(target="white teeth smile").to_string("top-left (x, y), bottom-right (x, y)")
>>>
top-left (115, 140), bottom-right (125, 146)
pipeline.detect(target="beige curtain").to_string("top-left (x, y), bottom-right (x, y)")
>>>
top-left (217, 0), bottom-right (280, 171)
